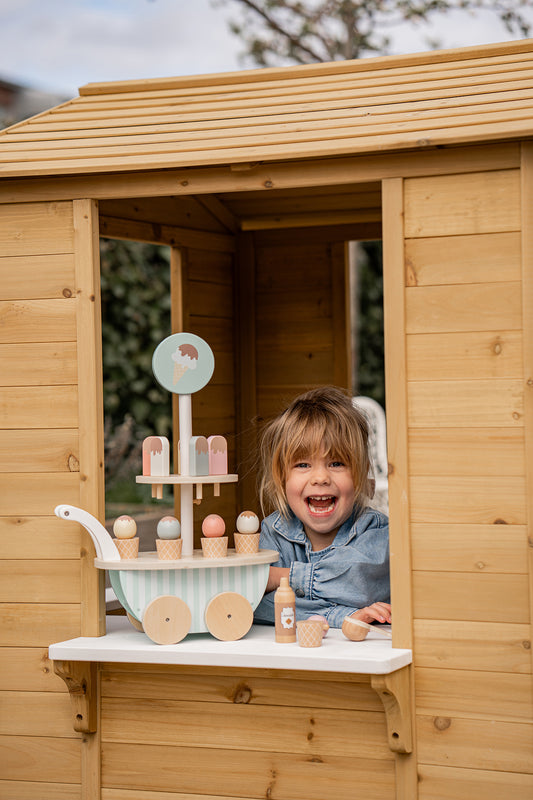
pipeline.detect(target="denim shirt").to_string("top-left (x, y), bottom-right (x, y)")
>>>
top-left (254, 506), bottom-right (390, 629)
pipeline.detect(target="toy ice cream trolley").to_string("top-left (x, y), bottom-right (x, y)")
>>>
top-left (56, 333), bottom-right (278, 645)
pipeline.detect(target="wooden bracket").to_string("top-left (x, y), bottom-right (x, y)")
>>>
top-left (371, 666), bottom-right (413, 753)
top-left (54, 660), bottom-right (97, 733)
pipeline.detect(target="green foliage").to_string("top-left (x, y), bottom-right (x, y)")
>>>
top-left (100, 239), bottom-right (172, 492)
top-left (356, 242), bottom-right (385, 408)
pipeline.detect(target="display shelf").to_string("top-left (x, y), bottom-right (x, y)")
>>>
top-left (50, 615), bottom-right (410, 674)
top-left (135, 473), bottom-right (238, 485)
top-left (96, 548), bottom-right (279, 571)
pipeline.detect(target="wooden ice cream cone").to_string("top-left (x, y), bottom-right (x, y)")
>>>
top-left (156, 538), bottom-right (183, 560)
top-left (297, 620), bottom-right (324, 648)
top-left (201, 536), bottom-right (228, 558)
top-left (115, 537), bottom-right (139, 560)
top-left (233, 532), bottom-right (260, 554)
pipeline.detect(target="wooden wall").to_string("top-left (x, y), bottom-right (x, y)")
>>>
top-left (98, 663), bottom-right (396, 800)
top-left (0, 199), bottom-right (105, 799)
top-left (384, 161), bottom-right (533, 798)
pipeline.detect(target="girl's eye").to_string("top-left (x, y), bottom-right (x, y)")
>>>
top-left (330, 460), bottom-right (345, 468)
top-left (294, 462), bottom-right (310, 469)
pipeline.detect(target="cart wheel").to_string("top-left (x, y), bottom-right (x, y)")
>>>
top-left (142, 596), bottom-right (191, 645)
top-left (126, 612), bottom-right (144, 632)
top-left (205, 592), bottom-right (253, 641)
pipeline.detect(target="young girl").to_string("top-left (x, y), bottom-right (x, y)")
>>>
top-left (253, 385), bottom-right (391, 629)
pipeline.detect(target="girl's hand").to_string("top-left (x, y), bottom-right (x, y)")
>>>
top-left (266, 566), bottom-right (290, 593)
top-left (350, 602), bottom-right (391, 625)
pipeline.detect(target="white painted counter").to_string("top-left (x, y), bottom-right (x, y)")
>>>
top-left (49, 615), bottom-right (411, 675)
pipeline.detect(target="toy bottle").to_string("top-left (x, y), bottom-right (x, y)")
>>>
top-left (274, 576), bottom-right (296, 643)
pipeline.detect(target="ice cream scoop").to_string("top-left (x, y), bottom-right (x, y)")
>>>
top-left (113, 515), bottom-right (137, 539)
top-left (202, 514), bottom-right (226, 538)
top-left (236, 511), bottom-right (260, 534)
top-left (157, 516), bottom-right (181, 540)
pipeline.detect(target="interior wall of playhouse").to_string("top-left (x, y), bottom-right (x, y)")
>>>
top-left (0, 142), bottom-right (531, 799)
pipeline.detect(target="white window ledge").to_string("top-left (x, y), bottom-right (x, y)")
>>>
top-left (49, 615), bottom-right (411, 675)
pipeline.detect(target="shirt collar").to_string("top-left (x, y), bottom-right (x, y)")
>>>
top-left (272, 508), bottom-right (360, 546)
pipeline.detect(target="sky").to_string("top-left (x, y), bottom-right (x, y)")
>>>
top-left (2, 0), bottom-right (533, 99)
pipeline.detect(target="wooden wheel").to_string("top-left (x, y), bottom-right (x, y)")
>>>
top-left (142, 595), bottom-right (191, 645)
top-left (126, 611), bottom-right (144, 632)
top-left (205, 592), bottom-right (253, 641)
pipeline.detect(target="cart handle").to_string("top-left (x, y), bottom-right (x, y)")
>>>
top-left (55, 504), bottom-right (120, 562)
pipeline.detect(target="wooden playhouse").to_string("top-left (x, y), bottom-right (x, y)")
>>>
top-left (1, 37), bottom-right (532, 800)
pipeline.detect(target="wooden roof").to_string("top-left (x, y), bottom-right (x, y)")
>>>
top-left (2, 39), bottom-right (533, 178)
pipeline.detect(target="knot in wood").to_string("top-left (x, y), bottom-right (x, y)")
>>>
top-left (233, 684), bottom-right (252, 704)
top-left (522, 640), bottom-right (531, 650)
top-left (433, 716), bottom-right (451, 731)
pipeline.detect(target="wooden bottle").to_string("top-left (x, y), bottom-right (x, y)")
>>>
top-left (274, 576), bottom-right (296, 643)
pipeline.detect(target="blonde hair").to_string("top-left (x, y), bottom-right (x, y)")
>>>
top-left (258, 386), bottom-right (372, 518)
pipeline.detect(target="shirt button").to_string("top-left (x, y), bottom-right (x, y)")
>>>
top-left (295, 589), bottom-right (305, 598)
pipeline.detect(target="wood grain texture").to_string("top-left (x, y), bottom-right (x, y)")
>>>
top-left (404, 170), bottom-right (520, 238)
top-left (416, 714), bottom-right (533, 773)
top-left (414, 666), bottom-right (532, 720)
top-left (411, 523), bottom-right (528, 573)
top-left (0, 560), bottom-right (80, 602)
top-left (101, 742), bottom-right (395, 800)
top-left (0, 691), bottom-right (79, 737)
top-left (0, 735), bottom-right (81, 782)
top-left (0, 646), bottom-right (65, 691)
top-left (0, 780), bottom-right (81, 800)
top-left (0, 516), bottom-right (80, 559)
top-left (413, 619), bottom-right (531, 673)
top-left (0, 253), bottom-right (75, 301)
top-left (407, 379), bottom-right (524, 428)
top-left (409, 475), bottom-right (526, 524)
top-left (405, 231), bottom-right (521, 287)
top-left (408, 427), bottom-right (525, 476)
top-left (412, 571), bottom-right (529, 622)
top-left (418, 764), bottom-right (533, 800)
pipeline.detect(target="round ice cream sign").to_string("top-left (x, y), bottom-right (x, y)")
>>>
top-left (152, 333), bottom-right (214, 394)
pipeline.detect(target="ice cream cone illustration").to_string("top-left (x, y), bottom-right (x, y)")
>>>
top-left (171, 343), bottom-right (199, 385)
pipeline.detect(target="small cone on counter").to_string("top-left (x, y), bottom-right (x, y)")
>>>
top-left (297, 619), bottom-right (324, 648)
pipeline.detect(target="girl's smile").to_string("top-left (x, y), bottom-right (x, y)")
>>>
top-left (285, 454), bottom-right (356, 550)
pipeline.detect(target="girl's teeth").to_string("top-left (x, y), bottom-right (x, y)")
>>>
top-left (307, 497), bottom-right (335, 514)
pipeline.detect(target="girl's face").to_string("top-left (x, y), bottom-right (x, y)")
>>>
top-left (285, 453), bottom-right (356, 551)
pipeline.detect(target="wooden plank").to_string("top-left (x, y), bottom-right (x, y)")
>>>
top-left (0, 202), bottom-right (74, 256)
top-left (101, 742), bottom-right (395, 800)
top-left (409, 475), bottom-right (526, 524)
top-left (0, 735), bottom-right (81, 783)
top-left (414, 666), bottom-right (532, 721)
top-left (411, 523), bottom-right (528, 573)
top-left (0, 385), bottom-right (78, 428)
top-left (0, 690), bottom-right (78, 737)
top-left (0, 516), bottom-right (80, 559)
top-left (416, 715), bottom-right (533, 773)
top-left (520, 142), bottom-right (533, 710)
top-left (408, 427), bottom-right (525, 476)
top-left (0, 603), bottom-right (80, 646)
top-left (101, 790), bottom-right (257, 800)
top-left (73, 199), bottom-right (105, 640)
top-left (0, 646), bottom-right (65, 691)
top-left (99, 196), bottom-right (228, 232)
top-left (418, 764), bottom-right (533, 800)
top-left (0, 560), bottom-right (80, 602)
top-left (407, 379), bottom-right (524, 428)
top-left (186, 248), bottom-right (233, 284)
top-left (413, 619), bottom-right (532, 674)
top-left (405, 231), bottom-right (521, 287)
top-left (404, 170), bottom-right (520, 237)
top-left (0, 253), bottom-right (75, 301)
top-left (412, 572), bottom-right (529, 622)
top-left (406, 330), bottom-right (522, 381)
top-left (0, 298), bottom-right (77, 343)
top-left (0, 429), bottom-right (79, 473)
top-left (99, 215), bottom-right (235, 253)
top-left (0, 342), bottom-right (77, 384)
top-left (0, 473), bottom-right (80, 515)
top-left (100, 668), bottom-right (379, 711)
top-left (188, 279), bottom-right (233, 319)
top-left (101, 698), bottom-right (390, 759)
top-left (0, 144), bottom-right (519, 204)
top-left (0, 780), bottom-right (81, 800)
top-left (405, 281), bottom-right (522, 334)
